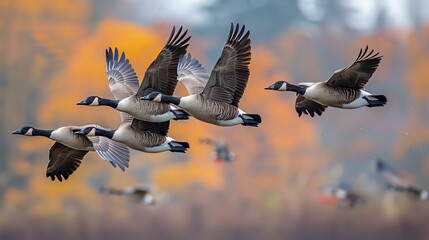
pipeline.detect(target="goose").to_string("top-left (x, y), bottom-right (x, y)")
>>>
top-left (74, 49), bottom-right (189, 153)
top-left (199, 138), bottom-right (235, 162)
top-left (265, 46), bottom-right (386, 117)
top-left (12, 125), bottom-right (130, 182)
top-left (319, 184), bottom-right (364, 209)
top-left (140, 23), bottom-right (261, 127)
top-left (373, 159), bottom-right (428, 201)
top-left (77, 26), bottom-right (191, 122)
top-left (99, 184), bottom-right (155, 205)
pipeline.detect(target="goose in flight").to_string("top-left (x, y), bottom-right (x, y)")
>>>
top-left (77, 26), bottom-right (191, 122)
top-left (318, 184), bottom-right (365, 209)
top-left (373, 159), bottom-right (428, 201)
top-left (75, 48), bottom-right (189, 153)
top-left (99, 184), bottom-right (155, 205)
top-left (140, 23), bottom-right (261, 127)
top-left (265, 46), bottom-right (386, 117)
top-left (12, 125), bottom-right (130, 182)
top-left (199, 138), bottom-right (235, 162)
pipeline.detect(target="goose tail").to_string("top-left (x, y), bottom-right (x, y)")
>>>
top-left (240, 114), bottom-right (262, 127)
top-left (170, 109), bottom-right (190, 120)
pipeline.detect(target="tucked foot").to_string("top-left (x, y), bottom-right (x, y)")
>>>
top-left (363, 95), bottom-right (387, 108)
top-left (170, 109), bottom-right (190, 120)
top-left (240, 114), bottom-right (262, 127)
top-left (168, 141), bottom-right (190, 153)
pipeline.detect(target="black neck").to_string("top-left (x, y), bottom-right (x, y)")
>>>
top-left (99, 98), bottom-right (119, 108)
top-left (33, 128), bottom-right (53, 137)
top-left (95, 128), bottom-right (115, 139)
top-left (161, 95), bottom-right (181, 106)
top-left (287, 83), bottom-right (306, 95)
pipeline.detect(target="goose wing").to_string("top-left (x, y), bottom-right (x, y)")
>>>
top-left (326, 46), bottom-right (382, 89)
top-left (106, 47), bottom-right (139, 123)
top-left (47, 142), bottom-right (88, 182)
top-left (131, 119), bottom-right (170, 136)
top-left (201, 23), bottom-right (251, 107)
top-left (87, 136), bottom-right (130, 171)
top-left (136, 26), bottom-right (191, 97)
top-left (295, 95), bottom-right (327, 117)
top-left (177, 53), bottom-right (210, 95)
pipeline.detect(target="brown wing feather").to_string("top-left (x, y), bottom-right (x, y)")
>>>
top-left (326, 46), bottom-right (382, 89)
top-left (47, 142), bottom-right (88, 182)
top-left (202, 23), bottom-right (251, 107)
top-left (136, 26), bottom-right (191, 97)
top-left (295, 95), bottom-right (327, 117)
top-left (131, 119), bottom-right (170, 136)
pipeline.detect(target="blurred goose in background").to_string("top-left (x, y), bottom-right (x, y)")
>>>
top-left (317, 184), bottom-right (365, 209)
top-left (373, 158), bottom-right (428, 201)
top-left (99, 184), bottom-right (155, 205)
top-left (141, 23), bottom-right (261, 127)
top-left (77, 26), bottom-right (191, 122)
top-left (75, 47), bottom-right (189, 153)
top-left (265, 46), bottom-right (386, 117)
top-left (199, 138), bottom-right (235, 162)
top-left (12, 125), bottom-right (130, 182)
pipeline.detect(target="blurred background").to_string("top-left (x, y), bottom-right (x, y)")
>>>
top-left (1, 0), bottom-right (429, 239)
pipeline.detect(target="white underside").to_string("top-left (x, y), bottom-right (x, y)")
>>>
top-left (216, 108), bottom-right (246, 126)
top-left (341, 90), bottom-right (372, 109)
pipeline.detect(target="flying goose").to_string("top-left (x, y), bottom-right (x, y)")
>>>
top-left (265, 46), bottom-right (386, 117)
top-left (318, 184), bottom-right (364, 209)
top-left (77, 26), bottom-right (191, 122)
top-left (74, 49), bottom-right (189, 153)
top-left (373, 159), bottom-right (428, 201)
top-left (99, 184), bottom-right (155, 205)
top-left (12, 125), bottom-right (130, 182)
top-left (199, 138), bottom-right (235, 162)
top-left (140, 23), bottom-right (261, 127)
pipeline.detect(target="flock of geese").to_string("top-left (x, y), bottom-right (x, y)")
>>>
top-left (13, 22), bottom-right (408, 205)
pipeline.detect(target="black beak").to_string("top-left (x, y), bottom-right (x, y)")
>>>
top-left (140, 96), bottom-right (150, 100)
top-left (11, 130), bottom-right (21, 134)
top-left (74, 130), bottom-right (85, 136)
top-left (264, 84), bottom-right (276, 90)
top-left (76, 100), bottom-right (87, 105)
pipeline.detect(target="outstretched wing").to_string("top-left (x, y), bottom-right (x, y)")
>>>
top-left (201, 23), bottom-right (251, 107)
top-left (137, 26), bottom-right (191, 97)
top-left (47, 142), bottom-right (88, 182)
top-left (177, 53), bottom-right (210, 95)
top-left (326, 46), bottom-right (382, 89)
top-left (87, 136), bottom-right (130, 171)
top-left (295, 95), bottom-right (327, 117)
top-left (106, 47), bottom-right (139, 122)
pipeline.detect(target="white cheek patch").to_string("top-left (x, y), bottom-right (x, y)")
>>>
top-left (89, 128), bottom-right (96, 136)
top-left (90, 98), bottom-right (99, 106)
top-left (25, 128), bottom-right (33, 136)
top-left (154, 95), bottom-right (162, 102)
top-left (280, 83), bottom-right (287, 91)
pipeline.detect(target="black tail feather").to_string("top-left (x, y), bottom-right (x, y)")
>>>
top-left (364, 95), bottom-right (387, 108)
top-left (169, 141), bottom-right (190, 153)
top-left (240, 114), bottom-right (262, 127)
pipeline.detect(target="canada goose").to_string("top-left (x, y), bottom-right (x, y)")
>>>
top-left (265, 46), bottom-right (386, 117)
top-left (99, 184), bottom-right (155, 205)
top-left (77, 26), bottom-right (191, 122)
top-left (140, 23), bottom-right (261, 127)
top-left (373, 159), bottom-right (428, 201)
top-left (199, 138), bottom-right (235, 162)
top-left (12, 125), bottom-right (130, 182)
top-left (319, 184), bottom-right (364, 209)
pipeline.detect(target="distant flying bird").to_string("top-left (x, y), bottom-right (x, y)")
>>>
top-left (74, 48), bottom-right (189, 153)
top-left (140, 23), bottom-right (261, 127)
top-left (199, 138), bottom-right (235, 162)
top-left (99, 184), bottom-right (155, 205)
top-left (12, 125), bottom-right (130, 182)
top-left (77, 26), bottom-right (191, 122)
top-left (265, 46), bottom-right (386, 117)
top-left (317, 184), bottom-right (364, 209)
top-left (373, 158), bottom-right (428, 201)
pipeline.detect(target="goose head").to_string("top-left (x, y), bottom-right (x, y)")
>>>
top-left (77, 96), bottom-right (100, 106)
top-left (12, 126), bottom-right (34, 136)
top-left (140, 92), bottom-right (163, 102)
top-left (75, 127), bottom-right (96, 136)
top-left (265, 81), bottom-right (288, 91)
